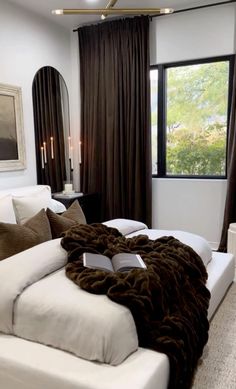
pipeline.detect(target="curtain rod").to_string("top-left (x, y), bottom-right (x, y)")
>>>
top-left (73, 15), bottom-right (126, 31)
top-left (73, 0), bottom-right (236, 31)
top-left (158, 0), bottom-right (236, 18)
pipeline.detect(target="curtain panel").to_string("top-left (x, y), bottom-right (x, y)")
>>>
top-left (78, 16), bottom-right (152, 226)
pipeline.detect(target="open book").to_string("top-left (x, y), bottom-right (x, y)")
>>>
top-left (83, 252), bottom-right (147, 273)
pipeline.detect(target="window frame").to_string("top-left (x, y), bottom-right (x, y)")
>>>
top-left (151, 55), bottom-right (235, 179)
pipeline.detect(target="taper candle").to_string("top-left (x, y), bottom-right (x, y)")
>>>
top-left (43, 142), bottom-right (47, 163)
top-left (68, 136), bottom-right (72, 159)
top-left (50, 137), bottom-right (54, 159)
top-left (70, 146), bottom-right (74, 170)
top-left (41, 146), bottom-right (44, 169)
top-left (79, 141), bottom-right (82, 164)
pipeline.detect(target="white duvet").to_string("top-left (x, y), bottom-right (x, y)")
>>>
top-left (104, 219), bottom-right (212, 267)
top-left (0, 220), bottom-right (213, 367)
top-left (0, 239), bottom-right (138, 365)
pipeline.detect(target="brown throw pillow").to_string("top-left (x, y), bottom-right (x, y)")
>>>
top-left (0, 209), bottom-right (52, 261)
top-left (46, 200), bottom-right (87, 239)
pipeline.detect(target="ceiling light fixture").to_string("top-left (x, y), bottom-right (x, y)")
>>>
top-left (52, 8), bottom-right (174, 16)
top-left (101, 0), bottom-right (118, 20)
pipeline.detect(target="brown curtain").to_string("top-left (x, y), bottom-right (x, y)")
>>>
top-left (219, 61), bottom-right (236, 252)
top-left (32, 66), bottom-right (66, 193)
top-left (78, 16), bottom-right (152, 226)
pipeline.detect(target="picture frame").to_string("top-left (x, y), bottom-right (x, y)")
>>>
top-left (0, 83), bottom-right (26, 171)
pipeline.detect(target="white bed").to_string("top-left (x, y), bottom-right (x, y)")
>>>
top-left (0, 230), bottom-right (234, 389)
top-left (0, 219), bottom-right (234, 389)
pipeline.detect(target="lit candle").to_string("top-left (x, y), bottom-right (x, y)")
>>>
top-left (79, 141), bottom-right (82, 164)
top-left (41, 146), bottom-right (44, 169)
top-left (50, 137), bottom-right (54, 159)
top-left (68, 136), bottom-right (72, 159)
top-left (43, 141), bottom-right (47, 163)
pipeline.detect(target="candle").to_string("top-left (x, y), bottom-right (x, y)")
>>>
top-left (64, 183), bottom-right (73, 193)
top-left (70, 146), bottom-right (74, 170)
top-left (43, 141), bottom-right (47, 163)
top-left (79, 141), bottom-right (82, 164)
top-left (68, 136), bottom-right (72, 159)
top-left (50, 137), bottom-right (54, 159)
top-left (41, 146), bottom-right (44, 169)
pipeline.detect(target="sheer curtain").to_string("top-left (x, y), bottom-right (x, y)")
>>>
top-left (219, 60), bottom-right (236, 252)
top-left (78, 16), bottom-right (152, 226)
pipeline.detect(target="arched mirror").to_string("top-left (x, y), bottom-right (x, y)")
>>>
top-left (32, 66), bottom-right (71, 193)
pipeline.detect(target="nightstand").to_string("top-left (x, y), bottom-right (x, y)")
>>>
top-left (52, 192), bottom-right (101, 224)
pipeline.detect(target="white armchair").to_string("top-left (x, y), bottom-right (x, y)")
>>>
top-left (0, 185), bottom-right (66, 224)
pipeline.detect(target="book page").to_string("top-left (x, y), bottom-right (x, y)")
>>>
top-left (112, 253), bottom-right (146, 272)
top-left (83, 253), bottom-right (114, 272)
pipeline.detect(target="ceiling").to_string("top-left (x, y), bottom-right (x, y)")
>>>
top-left (7, 0), bottom-right (232, 30)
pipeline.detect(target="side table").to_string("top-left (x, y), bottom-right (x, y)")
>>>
top-left (52, 192), bottom-right (101, 224)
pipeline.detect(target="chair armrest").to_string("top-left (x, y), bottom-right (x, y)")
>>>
top-left (48, 199), bottom-right (67, 213)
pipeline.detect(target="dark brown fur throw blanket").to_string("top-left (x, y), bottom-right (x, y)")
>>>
top-left (61, 223), bottom-right (210, 389)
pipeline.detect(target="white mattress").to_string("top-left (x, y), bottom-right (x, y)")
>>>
top-left (0, 250), bottom-right (234, 389)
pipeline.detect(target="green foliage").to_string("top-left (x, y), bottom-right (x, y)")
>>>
top-left (165, 61), bottom-right (229, 175)
top-left (167, 124), bottom-right (226, 175)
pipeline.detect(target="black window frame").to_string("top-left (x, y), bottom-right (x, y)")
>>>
top-left (151, 55), bottom-right (235, 179)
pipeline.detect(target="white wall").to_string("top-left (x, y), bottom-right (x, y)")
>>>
top-left (150, 3), bottom-right (236, 247)
top-left (150, 4), bottom-right (236, 65)
top-left (0, 0), bottom-right (72, 190)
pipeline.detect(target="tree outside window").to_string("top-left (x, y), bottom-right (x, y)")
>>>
top-left (151, 57), bottom-right (233, 177)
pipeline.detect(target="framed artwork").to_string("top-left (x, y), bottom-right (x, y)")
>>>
top-left (0, 83), bottom-right (26, 171)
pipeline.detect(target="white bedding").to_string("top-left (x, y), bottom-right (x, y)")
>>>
top-left (0, 239), bottom-right (138, 366)
top-left (126, 228), bottom-right (212, 267)
top-left (0, 220), bottom-right (234, 389)
top-left (103, 219), bottom-right (212, 266)
top-left (0, 225), bottom-right (214, 367)
top-left (0, 250), bottom-right (234, 389)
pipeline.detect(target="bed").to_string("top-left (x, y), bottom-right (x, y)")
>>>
top-left (0, 187), bottom-right (234, 389)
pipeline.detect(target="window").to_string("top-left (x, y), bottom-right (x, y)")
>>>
top-left (150, 56), bottom-right (234, 177)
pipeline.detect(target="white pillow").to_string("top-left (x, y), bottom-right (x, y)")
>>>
top-left (103, 218), bottom-right (148, 236)
top-left (13, 188), bottom-right (51, 224)
top-left (0, 195), bottom-right (16, 224)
